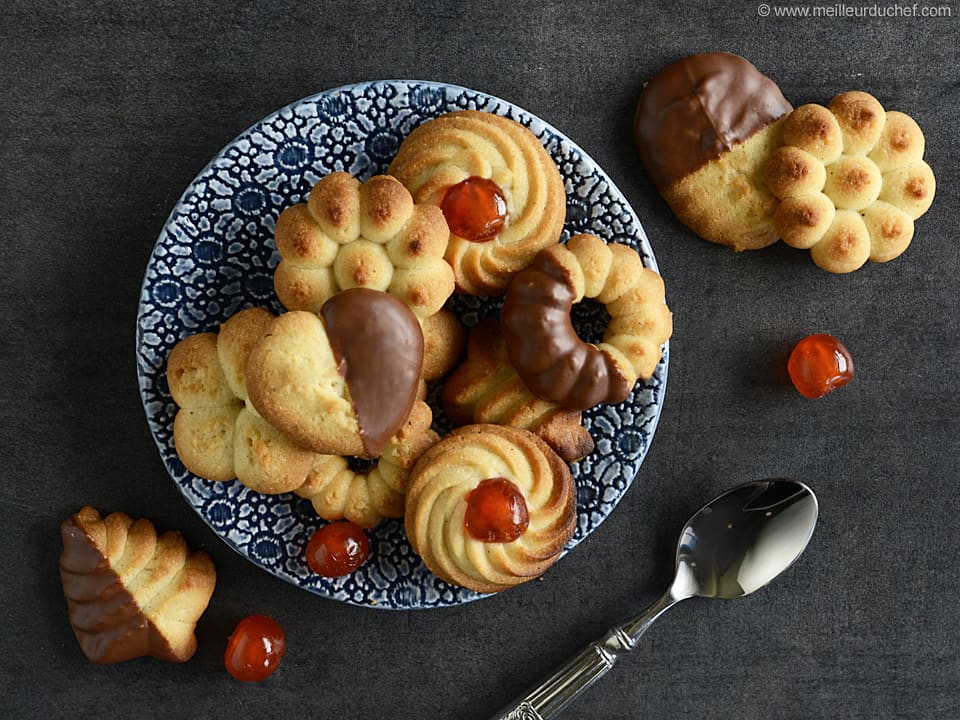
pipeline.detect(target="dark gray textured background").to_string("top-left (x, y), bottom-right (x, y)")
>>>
top-left (2, 1), bottom-right (958, 718)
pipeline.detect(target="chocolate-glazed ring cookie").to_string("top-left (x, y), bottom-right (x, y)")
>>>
top-left (634, 52), bottom-right (793, 251)
top-left (501, 234), bottom-right (672, 411)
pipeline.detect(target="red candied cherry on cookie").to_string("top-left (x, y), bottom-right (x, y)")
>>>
top-left (788, 334), bottom-right (854, 398)
top-left (225, 615), bottom-right (286, 682)
top-left (464, 477), bottom-right (530, 543)
top-left (441, 176), bottom-right (508, 242)
top-left (305, 521), bottom-right (371, 577)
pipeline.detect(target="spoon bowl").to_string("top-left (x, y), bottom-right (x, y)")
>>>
top-left (674, 479), bottom-right (819, 600)
top-left (491, 479), bottom-right (818, 720)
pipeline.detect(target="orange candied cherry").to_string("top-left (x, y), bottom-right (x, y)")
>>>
top-left (787, 334), bottom-right (854, 399)
top-left (464, 477), bottom-right (530, 543)
top-left (441, 176), bottom-right (508, 242)
top-left (305, 521), bottom-right (371, 577)
top-left (225, 615), bottom-right (286, 682)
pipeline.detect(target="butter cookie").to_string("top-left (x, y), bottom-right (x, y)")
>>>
top-left (405, 425), bottom-right (576, 593)
top-left (635, 52), bottom-right (792, 251)
top-left (60, 507), bottom-right (216, 664)
top-left (389, 110), bottom-right (566, 295)
top-left (766, 92), bottom-right (935, 272)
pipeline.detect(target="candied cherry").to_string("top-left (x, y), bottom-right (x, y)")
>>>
top-left (441, 176), bottom-right (507, 242)
top-left (305, 521), bottom-right (371, 577)
top-left (224, 615), bottom-right (286, 682)
top-left (787, 333), bottom-right (854, 399)
top-left (464, 477), bottom-right (530, 543)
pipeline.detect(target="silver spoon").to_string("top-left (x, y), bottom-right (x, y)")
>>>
top-left (490, 479), bottom-right (819, 720)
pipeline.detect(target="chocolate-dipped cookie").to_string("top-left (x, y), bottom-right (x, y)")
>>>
top-left (501, 234), bottom-right (672, 412)
top-left (60, 507), bottom-right (216, 664)
top-left (635, 52), bottom-right (792, 251)
top-left (246, 289), bottom-right (424, 459)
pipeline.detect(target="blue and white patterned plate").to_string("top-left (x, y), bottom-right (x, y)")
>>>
top-left (137, 80), bottom-right (669, 609)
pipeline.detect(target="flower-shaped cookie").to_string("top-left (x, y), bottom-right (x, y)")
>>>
top-left (766, 91), bottom-right (936, 273)
top-left (273, 172), bottom-right (458, 377)
top-left (274, 172), bottom-right (453, 317)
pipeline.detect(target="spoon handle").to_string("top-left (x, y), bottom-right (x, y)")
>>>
top-left (487, 629), bottom-right (629, 720)
top-left (488, 590), bottom-right (679, 720)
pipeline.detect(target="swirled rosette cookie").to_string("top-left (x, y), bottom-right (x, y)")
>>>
top-left (60, 507), bottom-right (216, 664)
top-left (502, 233), bottom-right (672, 411)
top-left (388, 110), bottom-right (566, 295)
top-left (405, 425), bottom-right (576, 593)
top-left (635, 52), bottom-right (793, 251)
top-left (273, 172), bottom-right (460, 379)
top-left (765, 91), bottom-right (936, 273)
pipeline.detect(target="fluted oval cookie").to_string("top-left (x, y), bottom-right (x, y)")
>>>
top-left (405, 424), bottom-right (576, 594)
top-left (442, 317), bottom-right (595, 463)
top-left (502, 234), bottom-right (672, 411)
top-left (635, 53), bottom-right (793, 251)
top-left (246, 289), bottom-right (424, 458)
top-left (389, 110), bottom-right (566, 295)
top-left (767, 92), bottom-right (936, 272)
top-left (60, 507), bottom-right (216, 664)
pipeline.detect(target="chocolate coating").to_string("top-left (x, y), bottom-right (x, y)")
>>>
top-left (635, 52), bottom-right (792, 191)
top-left (321, 288), bottom-right (424, 457)
top-left (502, 251), bottom-right (630, 411)
top-left (60, 516), bottom-right (178, 664)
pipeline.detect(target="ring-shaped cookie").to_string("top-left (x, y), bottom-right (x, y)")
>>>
top-left (295, 399), bottom-right (439, 528)
top-left (501, 234), bottom-right (672, 411)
